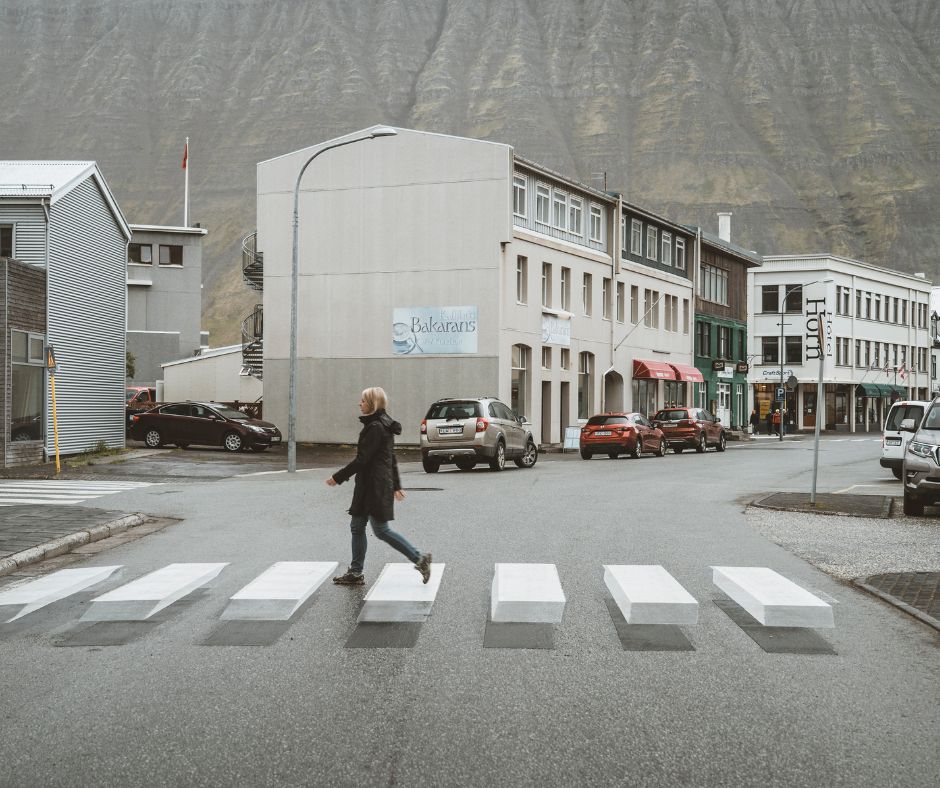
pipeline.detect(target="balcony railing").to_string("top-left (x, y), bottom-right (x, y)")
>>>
top-left (242, 231), bottom-right (263, 292)
top-left (241, 304), bottom-right (263, 380)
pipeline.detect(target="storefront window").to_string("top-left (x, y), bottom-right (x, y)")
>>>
top-left (10, 330), bottom-right (44, 442)
top-left (578, 351), bottom-right (594, 419)
top-left (511, 344), bottom-right (530, 420)
top-left (663, 381), bottom-right (686, 408)
top-left (632, 378), bottom-right (656, 417)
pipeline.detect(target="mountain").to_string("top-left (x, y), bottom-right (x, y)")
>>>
top-left (2, 0), bottom-right (938, 343)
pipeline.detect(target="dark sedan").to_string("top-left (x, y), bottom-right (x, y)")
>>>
top-left (130, 402), bottom-right (281, 452)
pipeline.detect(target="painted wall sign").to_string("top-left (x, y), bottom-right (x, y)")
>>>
top-left (541, 314), bottom-right (571, 347)
top-left (761, 368), bottom-right (794, 380)
top-left (392, 306), bottom-right (478, 355)
top-left (804, 295), bottom-right (832, 360)
top-left (711, 360), bottom-right (726, 371)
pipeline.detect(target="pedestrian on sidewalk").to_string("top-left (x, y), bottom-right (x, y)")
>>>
top-left (326, 386), bottom-right (432, 586)
top-left (765, 409), bottom-right (773, 435)
top-left (749, 408), bottom-right (760, 435)
top-left (772, 408), bottom-right (782, 436)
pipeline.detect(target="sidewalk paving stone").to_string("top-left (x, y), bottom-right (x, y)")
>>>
top-left (855, 572), bottom-right (940, 631)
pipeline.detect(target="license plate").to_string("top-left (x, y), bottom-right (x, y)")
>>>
top-left (438, 426), bottom-right (463, 435)
top-left (885, 437), bottom-right (901, 446)
top-left (595, 430), bottom-right (612, 436)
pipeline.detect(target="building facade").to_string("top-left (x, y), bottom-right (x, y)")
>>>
top-left (748, 255), bottom-right (932, 433)
top-left (254, 126), bottom-right (697, 445)
top-left (127, 224), bottom-right (207, 385)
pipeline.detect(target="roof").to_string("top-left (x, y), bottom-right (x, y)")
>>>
top-left (513, 155), bottom-right (618, 204)
top-left (0, 161), bottom-right (131, 240)
top-left (129, 224), bottom-right (208, 236)
top-left (161, 344), bottom-right (242, 368)
top-left (685, 226), bottom-right (762, 266)
top-left (761, 253), bottom-right (932, 286)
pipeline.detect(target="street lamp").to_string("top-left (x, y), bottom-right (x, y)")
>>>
top-left (287, 126), bottom-right (397, 472)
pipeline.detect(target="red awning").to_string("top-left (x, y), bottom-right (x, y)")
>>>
top-left (633, 359), bottom-right (677, 380)
top-left (669, 363), bottom-right (705, 383)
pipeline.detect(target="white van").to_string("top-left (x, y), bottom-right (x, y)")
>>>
top-left (881, 400), bottom-right (930, 479)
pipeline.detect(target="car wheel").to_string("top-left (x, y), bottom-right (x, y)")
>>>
top-left (903, 488), bottom-right (924, 516)
top-left (515, 439), bottom-right (538, 468)
top-left (144, 429), bottom-right (163, 448)
top-left (489, 440), bottom-right (506, 471)
top-left (892, 467), bottom-right (902, 480)
top-left (223, 431), bottom-right (244, 452)
top-left (422, 458), bottom-right (440, 474)
top-left (657, 438), bottom-right (666, 457)
top-left (455, 458), bottom-right (475, 471)
top-left (580, 449), bottom-right (593, 460)
top-left (695, 433), bottom-right (706, 453)
top-left (716, 432), bottom-right (726, 452)
top-left (629, 438), bottom-right (641, 459)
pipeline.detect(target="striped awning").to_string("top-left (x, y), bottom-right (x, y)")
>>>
top-left (633, 359), bottom-right (677, 380)
top-left (669, 363), bottom-right (705, 383)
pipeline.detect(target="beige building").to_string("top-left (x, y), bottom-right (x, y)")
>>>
top-left (255, 127), bottom-right (695, 445)
top-left (162, 345), bottom-right (262, 405)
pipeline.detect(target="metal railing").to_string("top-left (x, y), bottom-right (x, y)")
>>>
top-left (241, 304), bottom-right (263, 380)
top-left (241, 231), bottom-right (263, 292)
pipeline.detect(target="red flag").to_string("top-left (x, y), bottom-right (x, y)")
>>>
top-left (898, 364), bottom-right (907, 381)
top-left (182, 141), bottom-right (188, 170)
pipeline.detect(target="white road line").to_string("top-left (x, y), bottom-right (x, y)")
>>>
top-left (0, 479), bottom-right (157, 506)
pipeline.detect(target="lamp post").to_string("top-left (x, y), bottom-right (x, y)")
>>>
top-left (287, 126), bottom-right (397, 473)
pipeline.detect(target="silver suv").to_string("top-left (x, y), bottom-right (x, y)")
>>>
top-left (900, 396), bottom-right (940, 515)
top-left (420, 396), bottom-right (538, 473)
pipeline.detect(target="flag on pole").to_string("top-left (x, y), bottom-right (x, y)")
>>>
top-left (182, 140), bottom-right (188, 170)
top-left (898, 363), bottom-right (907, 381)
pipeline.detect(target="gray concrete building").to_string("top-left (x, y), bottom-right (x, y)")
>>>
top-left (126, 224), bottom-right (207, 386)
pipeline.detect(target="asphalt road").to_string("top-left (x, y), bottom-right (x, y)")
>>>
top-left (0, 437), bottom-right (937, 787)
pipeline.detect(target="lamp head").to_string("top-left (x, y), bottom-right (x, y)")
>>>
top-left (370, 126), bottom-right (398, 138)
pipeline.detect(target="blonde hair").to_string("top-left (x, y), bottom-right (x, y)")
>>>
top-left (361, 387), bottom-right (388, 414)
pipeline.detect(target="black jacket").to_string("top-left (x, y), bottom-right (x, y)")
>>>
top-left (332, 409), bottom-right (402, 522)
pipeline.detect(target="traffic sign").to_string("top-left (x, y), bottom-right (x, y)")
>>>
top-left (786, 375), bottom-right (798, 391)
top-left (776, 387), bottom-right (784, 400)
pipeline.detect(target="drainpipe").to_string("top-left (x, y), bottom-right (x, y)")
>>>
top-left (42, 195), bottom-right (50, 462)
top-left (695, 226), bottom-right (702, 408)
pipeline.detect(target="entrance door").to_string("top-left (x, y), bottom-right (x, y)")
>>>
top-left (716, 383), bottom-right (731, 426)
top-left (541, 382), bottom-right (551, 445)
top-left (559, 382), bottom-right (570, 444)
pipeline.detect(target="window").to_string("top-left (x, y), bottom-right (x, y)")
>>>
top-left (843, 287), bottom-right (851, 316)
top-left (663, 381), bottom-right (686, 408)
top-left (873, 342), bottom-right (881, 368)
top-left (159, 245), bottom-right (183, 266)
top-left (541, 263), bottom-right (552, 307)
top-left (541, 346), bottom-right (551, 369)
top-left (650, 290), bottom-right (660, 328)
top-left (646, 226), bottom-right (658, 261)
top-left (513, 175), bottom-right (527, 218)
top-left (761, 336), bottom-right (779, 364)
top-left (665, 295), bottom-right (673, 333)
top-left (783, 285), bottom-right (801, 313)
top-left (893, 344), bottom-right (899, 366)
top-left (702, 265), bottom-right (728, 305)
top-left (856, 289), bottom-right (862, 318)
top-left (536, 184), bottom-right (550, 224)
top-left (864, 341), bottom-right (871, 367)
top-left (676, 238), bottom-right (686, 270)
top-left (683, 299), bottom-right (690, 334)
top-left (630, 285), bottom-right (639, 323)
top-left (560, 348), bottom-right (570, 370)
top-left (661, 232), bottom-right (672, 266)
top-left (643, 289), bottom-right (658, 328)
top-left (1, 225), bottom-right (13, 257)
top-left (578, 352), bottom-right (594, 419)
top-left (665, 295), bottom-right (679, 332)
top-left (552, 190), bottom-right (567, 230)
top-left (901, 300), bottom-right (907, 325)
top-left (616, 282), bottom-right (625, 322)
top-left (855, 339), bottom-right (862, 368)
top-left (568, 196), bottom-right (583, 236)
top-left (516, 256), bottom-right (527, 304)
top-left (10, 330), bottom-right (45, 442)
top-left (761, 285), bottom-right (779, 313)
top-left (589, 205), bottom-right (602, 242)
top-left (582, 273), bottom-right (593, 316)
top-left (892, 297), bottom-right (898, 324)
top-left (718, 326), bottom-right (731, 358)
top-left (560, 267), bottom-right (570, 310)
top-left (697, 321), bottom-right (711, 356)
top-left (864, 292), bottom-right (871, 319)
top-left (836, 337), bottom-right (850, 366)
top-left (631, 219), bottom-right (642, 255)
top-left (128, 243), bottom-right (152, 264)
top-left (510, 344), bottom-right (531, 419)
top-left (602, 278), bottom-right (611, 320)
top-left (874, 294), bottom-right (881, 321)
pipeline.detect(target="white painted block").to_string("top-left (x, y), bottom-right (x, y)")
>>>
top-left (604, 564), bottom-right (699, 625)
top-left (490, 563), bottom-right (566, 623)
top-left (221, 561), bottom-right (338, 620)
top-left (712, 566), bottom-right (834, 628)
top-left (81, 563), bottom-right (228, 621)
top-left (358, 563), bottom-right (445, 623)
top-left (0, 566), bottom-right (121, 622)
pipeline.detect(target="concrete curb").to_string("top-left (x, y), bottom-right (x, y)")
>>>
top-left (750, 493), bottom-right (893, 519)
top-left (0, 513), bottom-right (147, 578)
top-left (853, 579), bottom-right (940, 632)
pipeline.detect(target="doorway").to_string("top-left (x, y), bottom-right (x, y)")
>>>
top-left (716, 383), bottom-right (731, 426)
top-left (559, 382), bottom-right (570, 443)
top-left (541, 381), bottom-right (552, 445)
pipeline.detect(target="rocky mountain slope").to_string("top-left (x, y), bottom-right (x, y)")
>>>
top-left (2, 0), bottom-right (938, 343)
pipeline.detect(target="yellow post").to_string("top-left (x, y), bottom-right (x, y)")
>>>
top-left (46, 346), bottom-right (61, 474)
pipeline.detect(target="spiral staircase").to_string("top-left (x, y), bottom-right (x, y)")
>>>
top-left (240, 232), bottom-right (264, 379)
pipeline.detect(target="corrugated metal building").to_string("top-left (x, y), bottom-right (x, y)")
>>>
top-left (0, 162), bottom-right (131, 460)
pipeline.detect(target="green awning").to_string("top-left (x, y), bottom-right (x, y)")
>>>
top-left (856, 382), bottom-right (885, 396)
top-left (884, 383), bottom-right (909, 397)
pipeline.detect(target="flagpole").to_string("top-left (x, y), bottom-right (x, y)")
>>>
top-left (183, 136), bottom-right (190, 227)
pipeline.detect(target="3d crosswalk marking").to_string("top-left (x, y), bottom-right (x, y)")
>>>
top-left (358, 563), bottom-right (445, 623)
top-left (221, 561), bottom-right (338, 621)
top-left (604, 565), bottom-right (698, 625)
top-left (81, 563), bottom-right (228, 622)
top-left (0, 566), bottom-right (121, 622)
top-left (711, 566), bottom-right (834, 628)
top-left (490, 563), bottom-right (566, 623)
top-left (0, 479), bottom-right (156, 507)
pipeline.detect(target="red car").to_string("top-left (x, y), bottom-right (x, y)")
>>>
top-left (652, 407), bottom-right (726, 453)
top-left (579, 412), bottom-right (667, 459)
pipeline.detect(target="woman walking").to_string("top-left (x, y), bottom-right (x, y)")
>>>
top-left (326, 387), bottom-right (432, 585)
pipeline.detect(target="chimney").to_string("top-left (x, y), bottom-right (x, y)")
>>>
top-left (717, 212), bottom-right (732, 243)
top-left (914, 272), bottom-right (926, 279)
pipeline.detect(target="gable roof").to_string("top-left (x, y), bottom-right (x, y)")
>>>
top-left (0, 161), bottom-right (131, 240)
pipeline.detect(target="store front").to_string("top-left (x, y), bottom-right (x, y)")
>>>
top-left (701, 362), bottom-right (749, 429)
top-left (753, 382), bottom-right (796, 434)
top-left (632, 359), bottom-right (676, 418)
top-left (855, 382), bottom-right (908, 432)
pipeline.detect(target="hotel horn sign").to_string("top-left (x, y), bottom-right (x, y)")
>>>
top-left (392, 306), bottom-right (478, 355)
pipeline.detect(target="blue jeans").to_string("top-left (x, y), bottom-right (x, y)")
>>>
top-left (349, 515), bottom-right (421, 574)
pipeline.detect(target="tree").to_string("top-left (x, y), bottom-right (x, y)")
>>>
top-left (126, 350), bottom-right (136, 378)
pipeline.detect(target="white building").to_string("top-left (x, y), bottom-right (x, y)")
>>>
top-left (254, 126), bottom-right (696, 445)
top-left (748, 254), bottom-right (932, 433)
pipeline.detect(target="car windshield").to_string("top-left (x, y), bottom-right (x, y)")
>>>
top-left (211, 407), bottom-right (250, 420)
top-left (885, 404), bottom-right (924, 431)
top-left (654, 409), bottom-right (688, 421)
top-left (587, 416), bottom-right (630, 426)
top-left (126, 390), bottom-right (138, 402)
top-left (920, 405), bottom-right (940, 430)
top-left (426, 401), bottom-right (482, 420)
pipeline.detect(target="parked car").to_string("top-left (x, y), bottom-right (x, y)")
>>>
top-left (881, 399), bottom-right (929, 479)
top-left (126, 386), bottom-right (158, 434)
top-left (130, 401), bottom-right (281, 452)
top-left (419, 396), bottom-right (538, 472)
top-left (900, 397), bottom-right (940, 515)
top-left (10, 414), bottom-right (42, 442)
top-left (652, 407), bottom-right (727, 453)
top-left (579, 412), bottom-right (666, 459)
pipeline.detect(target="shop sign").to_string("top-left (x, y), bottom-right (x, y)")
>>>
top-left (711, 360), bottom-right (725, 371)
top-left (717, 367), bottom-right (733, 379)
top-left (392, 306), bottom-right (478, 355)
top-left (541, 313), bottom-right (571, 347)
top-left (735, 362), bottom-right (749, 374)
top-left (761, 368), bottom-right (794, 380)
top-left (805, 294), bottom-right (832, 360)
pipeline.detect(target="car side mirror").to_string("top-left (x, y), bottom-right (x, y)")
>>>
top-left (517, 415), bottom-right (526, 424)
top-left (899, 418), bottom-right (916, 432)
